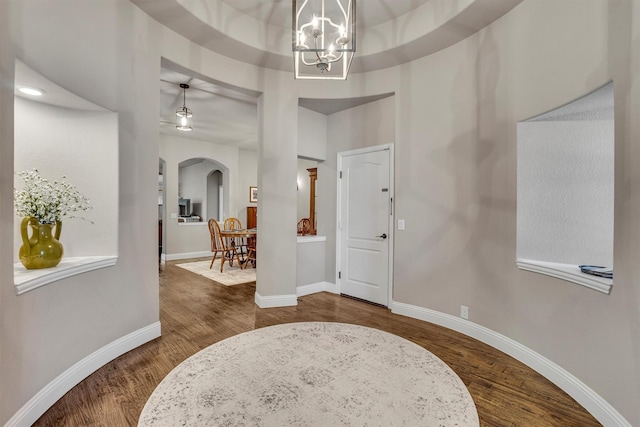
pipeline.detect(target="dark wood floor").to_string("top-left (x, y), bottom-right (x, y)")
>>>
top-left (34, 259), bottom-right (601, 426)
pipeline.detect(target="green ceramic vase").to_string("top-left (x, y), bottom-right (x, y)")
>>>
top-left (19, 217), bottom-right (64, 269)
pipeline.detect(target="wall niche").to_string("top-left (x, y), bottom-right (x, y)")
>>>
top-left (13, 60), bottom-right (119, 294)
top-left (516, 82), bottom-right (614, 294)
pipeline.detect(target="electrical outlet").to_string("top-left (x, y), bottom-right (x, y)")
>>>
top-left (461, 305), bottom-right (469, 319)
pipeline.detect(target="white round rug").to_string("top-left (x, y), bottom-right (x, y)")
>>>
top-left (139, 322), bottom-right (479, 426)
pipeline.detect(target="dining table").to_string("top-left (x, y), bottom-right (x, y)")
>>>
top-left (219, 228), bottom-right (257, 267)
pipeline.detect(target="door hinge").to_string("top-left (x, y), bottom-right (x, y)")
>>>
top-left (338, 271), bottom-right (341, 279)
top-left (339, 171), bottom-right (342, 179)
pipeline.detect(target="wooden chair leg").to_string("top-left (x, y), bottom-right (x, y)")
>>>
top-left (209, 250), bottom-right (218, 269)
top-left (239, 251), bottom-right (245, 270)
top-left (246, 247), bottom-right (256, 269)
top-left (236, 251), bottom-right (245, 270)
top-left (220, 251), bottom-right (227, 272)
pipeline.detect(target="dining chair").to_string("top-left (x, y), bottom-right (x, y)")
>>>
top-left (223, 217), bottom-right (247, 260)
top-left (223, 217), bottom-right (242, 230)
top-left (245, 235), bottom-right (257, 269)
top-left (208, 219), bottom-right (243, 272)
top-left (297, 218), bottom-right (311, 235)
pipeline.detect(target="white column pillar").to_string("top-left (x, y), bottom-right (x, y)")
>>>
top-left (255, 69), bottom-right (299, 307)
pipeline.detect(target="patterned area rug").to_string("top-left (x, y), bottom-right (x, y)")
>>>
top-left (175, 259), bottom-right (256, 286)
top-left (138, 322), bottom-right (479, 426)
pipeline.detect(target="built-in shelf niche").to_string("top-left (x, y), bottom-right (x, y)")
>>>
top-left (13, 60), bottom-right (119, 293)
top-left (516, 82), bottom-right (614, 292)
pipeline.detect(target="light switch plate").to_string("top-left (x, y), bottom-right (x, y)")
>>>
top-left (398, 219), bottom-right (405, 230)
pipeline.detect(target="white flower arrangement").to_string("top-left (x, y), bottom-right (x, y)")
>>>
top-left (14, 169), bottom-right (92, 225)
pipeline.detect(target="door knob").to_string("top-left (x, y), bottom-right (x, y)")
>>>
top-left (376, 233), bottom-right (387, 239)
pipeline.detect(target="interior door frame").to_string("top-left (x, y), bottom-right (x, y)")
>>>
top-left (335, 143), bottom-right (395, 306)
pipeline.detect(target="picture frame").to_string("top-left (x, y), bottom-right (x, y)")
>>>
top-left (249, 186), bottom-right (258, 203)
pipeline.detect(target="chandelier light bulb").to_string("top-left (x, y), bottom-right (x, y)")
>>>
top-left (311, 16), bottom-right (322, 38)
top-left (298, 32), bottom-right (308, 49)
top-left (336, 24), bottom-right (349, 45)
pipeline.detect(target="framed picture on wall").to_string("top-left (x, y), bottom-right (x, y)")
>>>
top-left (250, 186), bottom-right (258, 203)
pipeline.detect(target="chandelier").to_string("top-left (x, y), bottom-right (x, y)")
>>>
top-left (292, 0), bottom-right (356, 80)
top-left (176, 83), bottom-right (193, 131)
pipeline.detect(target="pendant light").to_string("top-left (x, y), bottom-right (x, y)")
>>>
top-left (176, 83), bottom-right (193, 131)
top-left (293, 0), bottom-right (356, 80)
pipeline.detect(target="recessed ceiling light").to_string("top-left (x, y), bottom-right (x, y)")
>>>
top-left (17, 86), bottom-right (45, 96)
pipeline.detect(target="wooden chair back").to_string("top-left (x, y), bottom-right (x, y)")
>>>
top-left (297, 218), bottom-right (311, 235)
top-left (223, 217), bottom-right (246, 256)
top-left (223, 217), bottom-right (242, 230)
top-left (208, 219), bottom-right (225, 251)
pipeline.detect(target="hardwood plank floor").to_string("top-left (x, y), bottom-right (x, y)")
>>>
top-left (34, 259), bottom-right (602, 426)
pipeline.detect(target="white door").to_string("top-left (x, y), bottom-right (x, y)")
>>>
top-left (338, 145), bottom-right (392, 306)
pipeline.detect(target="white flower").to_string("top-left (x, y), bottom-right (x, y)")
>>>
top-left (14, 169), bottom-right (92, 224)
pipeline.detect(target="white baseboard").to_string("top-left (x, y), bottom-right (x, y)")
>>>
top-left (165, 251), bottom-right (212, 261)
top-left (254, 292), bottom-right (298, 308)
top-left (5, 322), bottom-right (162, 427)
top-left (325, 281), bottom-right (339, 294)
top-left (390, 301), bottom-right (630, 427)
top-left (254, 282), bottom-right (337, 306)
top-left (297, 281), bottom-right (335, 297)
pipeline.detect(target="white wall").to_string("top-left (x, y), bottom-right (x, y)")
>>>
top-left (387, 2), bottom-right (640, 424)
top-left (313, 2), bottom-right (639, 424)
top-left (238, 148), bottom-right (257, 227)
top-left (160, 135), bottom-right (258, 257)
top-left (321, 96), bottom-right (396, 281)
top-left (160, 134), bottom-right (241, 256)
top-left (207, 170), bottom-right (222, 221)
top-left (298, 106), bottom-right (327, 161)
top-left (179, 159), bottom-right (219, 218)
top-left (297, 240), bottom-right (326, 287)
top-left (517, 118), bottom-right (614, 266)
top-left (13, 97), bottom-right (118, 260)
top-left (1, 1), bottom-right (161, 424)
